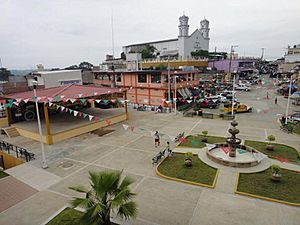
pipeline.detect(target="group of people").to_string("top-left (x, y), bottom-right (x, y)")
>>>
top-left (153, 131), bottom-right (173, 157)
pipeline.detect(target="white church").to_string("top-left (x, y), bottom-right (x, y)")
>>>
top-left (123, 14), bottom-right (210, 60)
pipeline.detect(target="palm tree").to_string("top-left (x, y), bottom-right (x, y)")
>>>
top-left (69, 170), bottom-right (137, 225)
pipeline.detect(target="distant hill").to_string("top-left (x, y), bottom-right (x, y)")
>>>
top-left (10, 69), bottom-right (33, 76)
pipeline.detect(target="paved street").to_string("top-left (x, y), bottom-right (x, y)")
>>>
top-left (0, 77), bottom-right (300, 225)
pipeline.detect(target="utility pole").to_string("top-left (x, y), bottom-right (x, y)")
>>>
top-left (285, 76), bottom-right (292, 125)
top-left (261, 48), bottom-right (265, 60)
top-left (167, 56), bottom-right (171, 112)
top-left (111, 13), bottom-right (116, 88)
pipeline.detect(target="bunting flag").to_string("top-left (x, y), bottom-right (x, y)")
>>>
top-left (105, 119), bottom-right (112, 125)
top-left (88, 115), bottom-right (94, 121)
top-left (83, 113), bottom-right (87, 118)
top-left (61, 106), bottom-right (65, 111)
top-left (179, 137), bottom-right (187, 143)
top-left (237, 149), bottom-right (247, 154)
top-left (187, 100), bottom-right (193, 103)
top-left (73, 111), bottom-right (79, 116)
top-left (80, 99), bottom-right (86, 103)
top-left (70, 99), bottom-right (76, 103)
top-left (78, 94), bottom-right (83, 98)
top-left (221, 146), bottom-right (231, 154)
top-left (95, 100), bottom-right (101, 103)
top-left (122, 124), bottom-right (129, 130)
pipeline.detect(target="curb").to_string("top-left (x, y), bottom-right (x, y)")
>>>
top-left (155, 152), bottom-right (219, 189)
top-left (234, 171), bottom-right (300, 207)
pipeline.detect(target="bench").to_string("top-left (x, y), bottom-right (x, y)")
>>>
top-left (223, 114), bottom-right (234, 120)
top-left (202, 112), bottom-right (214, 119)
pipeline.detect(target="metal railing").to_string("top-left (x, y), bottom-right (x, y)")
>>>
top-left (0, 141), bottom-right (35, 162)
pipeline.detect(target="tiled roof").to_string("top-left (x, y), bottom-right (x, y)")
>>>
top-left (3, 84), bottom-right (124, 102)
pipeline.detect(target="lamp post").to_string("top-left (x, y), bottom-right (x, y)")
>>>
top-left (228, 45), bottom-right (238, 117)
top-left (167, 56), bottom-right (171, 112)
top-left (33, 78), bottom-right (47, 169)
top-left (174, 71), bottom-right (177, 115)
top-left (285, 76), bottom-right (293, 125)
top-left (232, 74), bottom-right (236, 117)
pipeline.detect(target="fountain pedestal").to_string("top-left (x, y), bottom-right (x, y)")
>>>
top-left (226, 120), bottom-right (241, 158)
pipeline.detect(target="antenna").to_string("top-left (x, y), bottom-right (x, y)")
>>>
top-left (111, 13), bottom-right (115, 58)
top-left (0, 57), bottom-right (2, 68)
top-left (261, 48), bottom-right (265, 60)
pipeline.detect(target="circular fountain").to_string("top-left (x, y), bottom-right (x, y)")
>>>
top-left (206, 120), bottom-right (266, 168)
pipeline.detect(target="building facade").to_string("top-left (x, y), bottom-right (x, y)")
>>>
top-left (285, 44), bottom-right (300, 63)
top-left (113, 70), bottom-right (200, 106)
top-left (27, 70), bottom-right (82, 88)
top-left (123, 14), bottom-right (210, 60)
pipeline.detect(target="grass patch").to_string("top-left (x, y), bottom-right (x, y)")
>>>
top-left (237, 168), bottom-right (300, 204)
top-left (245, 140), bottom-right (300, 162)
top-left (157, 153), bottom-right (218, 186)
top-left (46, 208), bottom-right (119, 225)
top-left (0, 171), bottom-right (9, 179)
top-left (288, 122), bottom-right (300, 135)
top-left (179, 135), bottom-right (226, 148)
top-left (46, 208), bottom-right (84, 225)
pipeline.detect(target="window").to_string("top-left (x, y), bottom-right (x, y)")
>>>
top-left (138, 73), bottom-right (147, 83)
top-left (116, 74), bottom-right (121, 82)
top-left (151, 74), bottom-right (161, 83)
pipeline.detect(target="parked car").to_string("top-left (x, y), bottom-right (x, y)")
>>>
top-left (223, 103), bottom-right (252, 113)
top-left (234, 84), bottom-right (251, 91)
top-left (197, 99), bottom-right (218, 109)
top-left (287, 111), bottom-right (300, 122)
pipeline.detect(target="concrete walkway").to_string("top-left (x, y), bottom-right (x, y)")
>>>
top-left (6, 164), bottom-right (62, 191)
top-left (0, 176), bottom-right (37, 213)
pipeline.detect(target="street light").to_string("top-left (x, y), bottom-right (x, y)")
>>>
top-left (167, 56), bottom-right (171, 112)
top-left (33, 77), bottom-right (48, 169)
top-left (285, 76), bottom-right (293, 125)
top-left (174, 71), bottom-right (177, 115)
top-left (228, 45), bottom-right (238, 117)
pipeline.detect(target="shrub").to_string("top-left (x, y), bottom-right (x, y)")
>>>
top-left (202, 130), bottom-right (208, 137)
top-left (184, 152), bottom-right (193, 167)
top-left (267, 135), bottom-right (275, 142)
top-left (271, 164), bottom-right (281, 174)
top-left (185, 152), bottom-right (193, 159)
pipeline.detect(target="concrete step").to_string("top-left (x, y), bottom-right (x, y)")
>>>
top-left (1, 127), bottom-right (20, 138)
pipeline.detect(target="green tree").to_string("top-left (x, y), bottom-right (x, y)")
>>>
top-left (79, 61), bottom-right (93, 70)
top-left (69, 170), bottom-right (137, 225)
top-left (141, 44), bottom-right (157, 59)
top-left (0, 68), bottom-right (12, 81)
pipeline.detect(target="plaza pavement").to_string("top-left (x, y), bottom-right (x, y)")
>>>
top-left (0, 77), bottom-right (300, 225)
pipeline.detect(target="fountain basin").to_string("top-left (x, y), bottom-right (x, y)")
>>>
top-left (206, 143), bottom-right (266, 168)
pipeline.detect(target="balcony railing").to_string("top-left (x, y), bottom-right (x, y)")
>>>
top-left (0, 141), bottom-right (35, 162)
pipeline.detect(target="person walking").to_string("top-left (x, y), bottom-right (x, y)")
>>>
top-left (266, 92), bottom-right (269, 99)
top-left (275, 97), bottom-right (277, 104)
top-left (154, 131), bottom-right (160, 148)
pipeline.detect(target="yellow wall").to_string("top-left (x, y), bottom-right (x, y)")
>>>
top-left (14, 114), bottom-right (127, 145)
top-left (16, 127), bottom-right (46, 143)
top-left (0, 151), bottom-right (24, 170)
top-left (52, 113), bottom-right (127, 144)
top-left (0, 117), bottom-right (8, 128)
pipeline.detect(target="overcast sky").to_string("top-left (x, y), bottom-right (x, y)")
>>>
top-left (1, 0), bottom-right (299, 69)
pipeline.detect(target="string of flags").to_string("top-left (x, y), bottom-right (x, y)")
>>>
top-left (47, 102), bottom-right (112, 125)
top-left (122, 124), bottom-right (179, 141)
top-left (3, 97), bottom-right (121, 108)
